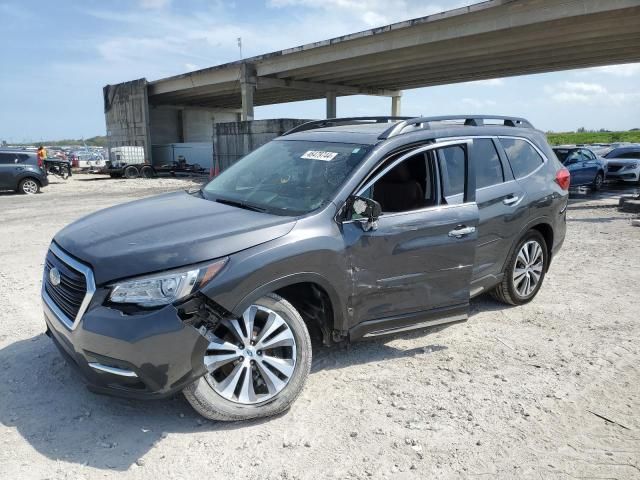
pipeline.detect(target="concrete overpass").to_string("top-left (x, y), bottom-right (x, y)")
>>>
top-left (146, 0), bottom-right (640, 120)
top-left (103, 0), bottom-right (640, 162)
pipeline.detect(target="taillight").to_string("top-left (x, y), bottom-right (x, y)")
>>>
top-left (555, 167), bottom-right (570, 190)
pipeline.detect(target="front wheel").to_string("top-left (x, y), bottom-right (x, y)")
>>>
top-left (491, 230), bottom-right (548, 306)
top-left (183, 293), bottom-right (312, 421)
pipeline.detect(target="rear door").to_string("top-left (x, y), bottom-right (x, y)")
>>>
top-left (471, 138), bottom-right (526, 289)
top-left (343, 140), bottom-right (479, 335)
top-left (580, 149), bottom-right (599, 182)
top-left (0, 152), bottom-right (20, 188)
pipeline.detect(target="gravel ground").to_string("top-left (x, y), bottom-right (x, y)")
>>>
top-left (1, 174), bottom-right (639, 480)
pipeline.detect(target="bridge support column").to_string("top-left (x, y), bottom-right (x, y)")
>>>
top-left (326, 92), bottom-right (337, 119)
top-left (391, 93), bottom-right (402, 116)
top-left (240, 63), bottom-right (256, 121)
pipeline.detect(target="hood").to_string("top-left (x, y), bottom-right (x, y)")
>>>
top-left (54, 191), bottom-right (296, 284)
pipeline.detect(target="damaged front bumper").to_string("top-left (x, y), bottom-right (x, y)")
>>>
top-left (43, 295), bottom-right (210, 400)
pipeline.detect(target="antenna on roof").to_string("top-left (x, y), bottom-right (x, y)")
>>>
top-left (237, 37), bottom-right (243, 60)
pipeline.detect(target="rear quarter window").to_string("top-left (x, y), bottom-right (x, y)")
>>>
top-left (499, 138), bottom-right (545, 178)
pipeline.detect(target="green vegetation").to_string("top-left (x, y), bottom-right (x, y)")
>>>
top-left (546, 131), bottom-right (640, 146)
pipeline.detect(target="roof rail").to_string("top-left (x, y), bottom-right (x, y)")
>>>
top-left (378, 115), bottom-right (534, 140)
top-left (282, 116), bottom-right (413, 136)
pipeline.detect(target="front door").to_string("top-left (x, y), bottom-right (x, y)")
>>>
top-left (342, 141), bottom-right (479, 335)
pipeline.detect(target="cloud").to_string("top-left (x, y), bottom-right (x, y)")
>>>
top-left (591, 63), bottom-right (640, 77)
top-left (461, 98), bottom-right (497, 108)
top-left (139, 0), bottom-right (171, 9)
top-left (544, 81), bottom-right (640, 106)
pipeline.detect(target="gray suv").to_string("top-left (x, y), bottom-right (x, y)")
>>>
top-left (0, 149), bottom-right (48, 194)
top-left (42, 115), bottom-right (568, 420)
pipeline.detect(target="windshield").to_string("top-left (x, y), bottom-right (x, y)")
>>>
top-left (203, 140), bottom-right (371, 215)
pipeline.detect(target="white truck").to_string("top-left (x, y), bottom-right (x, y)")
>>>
top-left (105, 146), bottom-right (155, 178)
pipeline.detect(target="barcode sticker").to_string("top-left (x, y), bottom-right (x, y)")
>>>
top-left (301, 150), bottom-right (338, 161)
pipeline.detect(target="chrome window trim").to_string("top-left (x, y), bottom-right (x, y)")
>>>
top-left (342, 201), bottom-right (476, 224)
top-left (356, 139), bottom-right (473, 196)
top-left (41, 243), bottom-right (96, 331)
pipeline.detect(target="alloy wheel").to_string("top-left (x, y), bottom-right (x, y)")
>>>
top-left (512, 240), bottom-right (544, 297)
top-left (204, 305), bottom-right (297, 405)
top-left (22, 179), bottom-right (38, 194)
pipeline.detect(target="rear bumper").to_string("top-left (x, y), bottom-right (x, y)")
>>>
top-left (43, 295), bottom-right (208, 400)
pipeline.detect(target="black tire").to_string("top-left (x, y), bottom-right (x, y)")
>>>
top-left (124, 165), bottom-right (139, 179)
top-left (183, 293), bottom-right (312, 421)
top-left (490, 230), bottom-right (548, 306)
top-left (592, 172), bottom-right (604, 191)
top-left (140, 166), bottom-right (155, 178)
top-left (18, 177), bottom-right (40, 194)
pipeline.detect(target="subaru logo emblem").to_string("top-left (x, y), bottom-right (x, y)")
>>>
top-left (49, 267), bottom-right (61, 286)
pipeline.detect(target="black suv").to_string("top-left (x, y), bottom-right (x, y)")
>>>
top-left (42, 115), bottom-right (568, 420)
top-left (0, 149), bottom-right (48, 194)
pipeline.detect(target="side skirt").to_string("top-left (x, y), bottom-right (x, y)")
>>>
top-left (349, 303), bottom-right (468, 341)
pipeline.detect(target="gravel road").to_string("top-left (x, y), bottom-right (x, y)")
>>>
top-left (1, 175), bottom-right (639, 479)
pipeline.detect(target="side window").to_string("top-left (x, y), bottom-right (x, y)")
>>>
top-left (499, 138), bottom-right (545, 178)
top-left (361, 151), bottom-right (436, 214)
top-left (437, 145), bottom-right (465, 202)
top-left (17, 154), bottom-right (30, 163)
top-left (472, 139), bottom-right (504, 189)
top-left (0, 153), bottom-right (18, 165)
top-left (582, 150), bottom-right (596, 161)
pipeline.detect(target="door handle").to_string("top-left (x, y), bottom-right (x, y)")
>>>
top-left (448, 225), bottom-right (476, 238)
top-left (503, 195), bottom-right (519, 205)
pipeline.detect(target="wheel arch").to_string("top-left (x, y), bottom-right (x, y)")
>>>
top-left (17, 175), bottom-right (42, 192)
top-left (502, 218), bottom-right (554, 274)
top-left (232, 273), bottom-right (343, 345)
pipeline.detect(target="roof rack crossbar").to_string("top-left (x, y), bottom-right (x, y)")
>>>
top-left (282, 116), bottom-right (413, 136)
top-left (378, 115), bottom-right (534, 139)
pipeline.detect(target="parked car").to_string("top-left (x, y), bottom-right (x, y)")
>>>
top-left (0, 149), bottom-right (49, 194)
top-left (69, 151), bottom-right (106, 170)
top-left (42, 115), bottom-right (568, 421)
top-left (552, 146), bottom-right (606, 189)
top-left (603, 146), bottom-right (640, 183)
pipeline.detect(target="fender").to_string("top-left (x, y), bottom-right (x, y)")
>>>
top-left (231, 271), bottom-right (346, 332)
top-left (501, 215), bottom-right (553, 273)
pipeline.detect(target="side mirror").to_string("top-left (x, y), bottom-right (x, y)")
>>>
top-left (349, 196), bottom-right (382, 231)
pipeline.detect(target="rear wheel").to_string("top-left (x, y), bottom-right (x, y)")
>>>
top-left (18, 178), bottom-right (40, 194)
top-left (183, 293), bottom-right (312, 421)
top-left (592, 172), bottom-right (604, 191)
top-left (491, 230), bottom-right (548, 306)
top-left (140, 165), bottom-right (155, 178)
top-left (124, 165), bottom-right (139, 179)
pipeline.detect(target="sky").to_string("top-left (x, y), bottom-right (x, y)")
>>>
top-left (0, 0), bottom-right (639, 142)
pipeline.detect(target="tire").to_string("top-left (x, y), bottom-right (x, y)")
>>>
top-left (490, 230), bottom-right (548, 306)
top-left (124, 165), bottom-right (139, 179)
top-left (18, 178), bottom-right (40, 194)
top-left (592, 172), bottom-right (604, 191)
top-left (140, 166), bottom-right (155, 178)
top-left (183, 293), bottom-right (312, 421)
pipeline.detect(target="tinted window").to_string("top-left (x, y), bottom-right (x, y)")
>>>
top-left (17, 154), bottom-right (32, 163)
top-left (438, 145), bottom-right (465, 199)
top-left (582, 150), bottom-right (596, 161)
top-left (604, 148), bottom-right (640, 159)
top-left (473, 139), bottom-right (504, 188)
top-left (0, 153), bottom-right (18, 165)
top-left (500, 138), bottom-right (544, 178)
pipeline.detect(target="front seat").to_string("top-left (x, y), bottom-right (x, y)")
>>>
top-left (373, 163), bottom-right (424, 212)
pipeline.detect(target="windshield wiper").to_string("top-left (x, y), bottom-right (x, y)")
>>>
top-left (215, 198), bottom-right (267, 213)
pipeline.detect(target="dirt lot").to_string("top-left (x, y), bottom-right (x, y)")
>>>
top-left (1, 174), bottom-right (639, 479)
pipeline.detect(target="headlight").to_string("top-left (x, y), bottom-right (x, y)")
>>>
top-left (109, 258), bottom-right (227, 307)
top-left (624, 163), bottom-right (639, 170)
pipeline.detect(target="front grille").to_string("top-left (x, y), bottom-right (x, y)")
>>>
top-left (607, 165), bottom-right (622, 172)
top-left (44, 250), bottom-right (87, 322)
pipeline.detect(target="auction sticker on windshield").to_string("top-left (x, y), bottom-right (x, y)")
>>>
top-left (301, 151), bottom-right (339, 161)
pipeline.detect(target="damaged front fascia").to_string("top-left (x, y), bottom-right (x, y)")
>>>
top-left (177, 293), bottom-right (230, 334)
